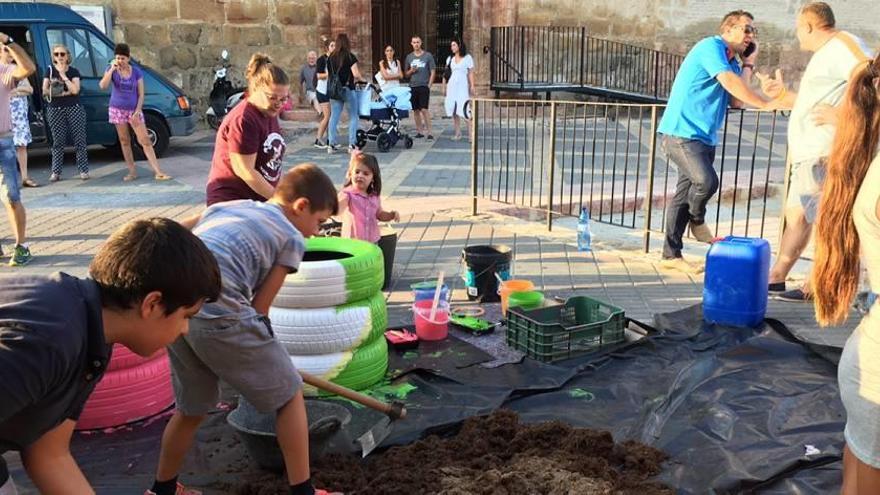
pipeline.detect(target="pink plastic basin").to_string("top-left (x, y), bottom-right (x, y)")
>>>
top-left (412, 299), bottom-right (450, 341)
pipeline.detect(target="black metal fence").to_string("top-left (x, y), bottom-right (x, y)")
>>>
top-left (469, 98), bottom-right (790, 252)
top-left (488, 26), bottom-right (685, 100)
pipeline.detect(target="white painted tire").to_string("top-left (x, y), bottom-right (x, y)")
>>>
top-left (269, 291), bottom-right (386, 355)
top-left (274, 237), bottom-right (384, 309)
top-left (291, 336), bottom-right (389, 395)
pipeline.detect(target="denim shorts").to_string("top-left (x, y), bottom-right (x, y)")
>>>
top-left (0, 137), bottom-right (21, 204)
top-left (167, 315), bottom-right (302, 415)
top-left (787, 158), bottom-right (825, 224)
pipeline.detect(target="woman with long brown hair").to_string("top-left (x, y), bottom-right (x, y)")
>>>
top-left (813, 52), bottom-right (880, 494)
top-left (326, 33), bottom-right (365, 153)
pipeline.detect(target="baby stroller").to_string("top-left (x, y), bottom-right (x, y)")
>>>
top-left (355, 83), bottom-right (414, 152)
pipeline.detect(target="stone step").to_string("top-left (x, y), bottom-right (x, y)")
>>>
top-left (281, 108), bottom-right (323, 122)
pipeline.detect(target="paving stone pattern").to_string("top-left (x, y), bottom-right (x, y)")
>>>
top-left (1, 121), bottom-right (856, 350)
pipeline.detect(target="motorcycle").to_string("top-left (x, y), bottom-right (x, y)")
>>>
top-left (205, 50), bottom-right (245, 130)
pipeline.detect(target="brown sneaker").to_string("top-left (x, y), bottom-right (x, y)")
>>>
top-left (660, 257), bottom-right (704, 274)
top-left (689, 221), bottom-right (714, 243)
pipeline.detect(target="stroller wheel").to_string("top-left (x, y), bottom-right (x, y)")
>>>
top-left (403, 136), bottom-right (414, 149)
top-left (377, 132), bottom-right (392, 152)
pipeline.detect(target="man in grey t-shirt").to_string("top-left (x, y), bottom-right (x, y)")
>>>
top-left (299, 50), bottom-right (320, 115)
top-left (405, 35), bottom-right (435, 139)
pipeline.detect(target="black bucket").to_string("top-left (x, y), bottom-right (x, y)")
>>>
top-left (227, 398), bottom-right (353, 471)
top-left (461, 245), bottom-right (513, 302)
top-left (377, 227), bottom-right (397, 290)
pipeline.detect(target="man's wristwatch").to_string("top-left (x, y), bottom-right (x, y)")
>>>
top-left (742, 63), bottom-right (755, 70)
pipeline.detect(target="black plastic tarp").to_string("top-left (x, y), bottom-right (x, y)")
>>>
top-left (379, 306), bottom-right (847, 494)
top-left (7, 306), bottom-right (847, 494)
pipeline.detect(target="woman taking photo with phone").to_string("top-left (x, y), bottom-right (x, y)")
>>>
top-left (42, 44), bottom-right (89, 182)
top-left (99, 43), bottom-right (171, 181)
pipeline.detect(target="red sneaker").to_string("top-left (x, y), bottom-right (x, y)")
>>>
top-left (144, 482), bottom-right (202, 495)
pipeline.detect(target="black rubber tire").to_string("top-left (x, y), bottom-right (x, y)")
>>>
top-left (404, 136), bottom-right (414, 149)
top-left (132, 112), bottom-right (171, 159)
top-left (206, 113), bottom-right (221, 130)
top-left (377, 132), bottom-right (392, 152)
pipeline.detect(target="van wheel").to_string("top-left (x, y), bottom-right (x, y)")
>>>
top-left (132, 113), bottom-right (170, 159)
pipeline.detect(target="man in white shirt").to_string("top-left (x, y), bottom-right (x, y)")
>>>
top-left (757, 2), bottom-right (872, 302)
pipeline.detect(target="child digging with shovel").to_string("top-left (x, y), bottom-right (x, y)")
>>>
top-left (146, 164), bottom-right (341, 495)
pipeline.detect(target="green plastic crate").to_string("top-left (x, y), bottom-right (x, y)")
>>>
top-left (505, 295), bottom-right (625, 362)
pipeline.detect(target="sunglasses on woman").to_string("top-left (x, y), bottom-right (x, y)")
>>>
top-left (53, 52), bottom-right (68, 58)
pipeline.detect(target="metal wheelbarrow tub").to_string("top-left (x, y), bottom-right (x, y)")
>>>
top-left (227, 398), bottom-right (353, 471)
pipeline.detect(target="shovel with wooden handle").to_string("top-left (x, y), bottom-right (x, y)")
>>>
top-left (299, 371), bottom-right (406, 457)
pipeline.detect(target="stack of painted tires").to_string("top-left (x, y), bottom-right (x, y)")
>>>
top-left (269, 237), bottom-right (389, 396)
top-left (76, 345), bottom-right (174, 430)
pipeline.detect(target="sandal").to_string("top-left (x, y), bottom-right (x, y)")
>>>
top-left (22, 178), bottom-right (39, 187)
top-left (123, 174), bottom-right (138, 182)
top-left (154, 173), bottom-right (172, 181)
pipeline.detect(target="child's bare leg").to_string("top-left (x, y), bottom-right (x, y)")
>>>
top-left (275, 390), bottom-right (311, 485)
top-left (155, 411), bottom-right (205, 482)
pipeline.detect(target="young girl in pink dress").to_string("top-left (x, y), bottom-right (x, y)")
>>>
top-left (338, 152), bottom-right (399, 242)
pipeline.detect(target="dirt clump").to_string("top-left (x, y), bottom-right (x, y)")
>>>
top-left (304, 409), bottom-right (671, 495)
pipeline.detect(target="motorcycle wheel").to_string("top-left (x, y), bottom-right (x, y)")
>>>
top-left (207, 113), bottom-right (221, 131)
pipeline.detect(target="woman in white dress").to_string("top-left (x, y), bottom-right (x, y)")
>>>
top-left (813, 52), bottom-right (880, 494)
top-left (377, 45), bottom-right (401, 91)
top-left (443, 38), bottom-right (474, 141)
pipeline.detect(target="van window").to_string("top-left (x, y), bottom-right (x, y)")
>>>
top-left (88, 33), bottom-right (114, 73)
top-left (46, 28), bottom-right (106, 77)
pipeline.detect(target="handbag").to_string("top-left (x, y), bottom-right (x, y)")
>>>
top-left (327, 55), bottom-right (346, 101)
top-left (46, 66), bottom-right (66, 101)
top-left (443, 56), bottom-right (452, 81)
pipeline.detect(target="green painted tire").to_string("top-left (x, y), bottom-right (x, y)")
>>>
top-left (290, 336), bottom-right (389, 396)
top-left (274, 237), bottom-right (384, 309)
top-left (269, 292), bottom-right (387, 355)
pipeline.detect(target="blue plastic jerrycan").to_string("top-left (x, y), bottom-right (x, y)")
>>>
top-left (703, 236), bottom-right (770, 328)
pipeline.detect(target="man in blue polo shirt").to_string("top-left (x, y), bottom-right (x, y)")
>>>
top-left (0, 218), bottom-right (220, 494)
top-left (658, 10), bottom-right (777, 273)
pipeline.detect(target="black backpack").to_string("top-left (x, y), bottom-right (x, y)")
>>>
top-left (327, 55), bottom-right (346, 100)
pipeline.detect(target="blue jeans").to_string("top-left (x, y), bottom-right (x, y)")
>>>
top-left (328, 87), bottom-right (359, 147)
top-left (0, 136), bottom-right (21, 204)
top-left (661, 135), bottom-right (718, 259)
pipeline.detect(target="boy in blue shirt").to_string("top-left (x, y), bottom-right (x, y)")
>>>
top-left (1, 218), bottom-right (221, 494)
top-left (657, 10), bottom-right (778, 272)
top-left (147, 164), bottom-right (340, 495)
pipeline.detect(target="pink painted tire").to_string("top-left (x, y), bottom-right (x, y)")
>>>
top-left (76, 354), bottom-right (175, 430)
top-left (106, 344), bottom-right (166, 372)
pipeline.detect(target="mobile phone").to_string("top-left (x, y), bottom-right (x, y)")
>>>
top-left (743, 42), bottom-right (756, 58)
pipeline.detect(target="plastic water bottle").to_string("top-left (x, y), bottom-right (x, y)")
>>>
top-left (577, 207), bottom-right (592, 252)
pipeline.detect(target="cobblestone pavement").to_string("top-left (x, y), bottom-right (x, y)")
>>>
top-left (2, 118), bottom-right (856, 349)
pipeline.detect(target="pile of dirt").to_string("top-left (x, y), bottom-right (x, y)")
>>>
top-left (230, 409), bottom-right (671, 494)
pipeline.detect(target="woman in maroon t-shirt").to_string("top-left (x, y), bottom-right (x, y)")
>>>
top-left (206, 53), bottom-right (290, 205)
